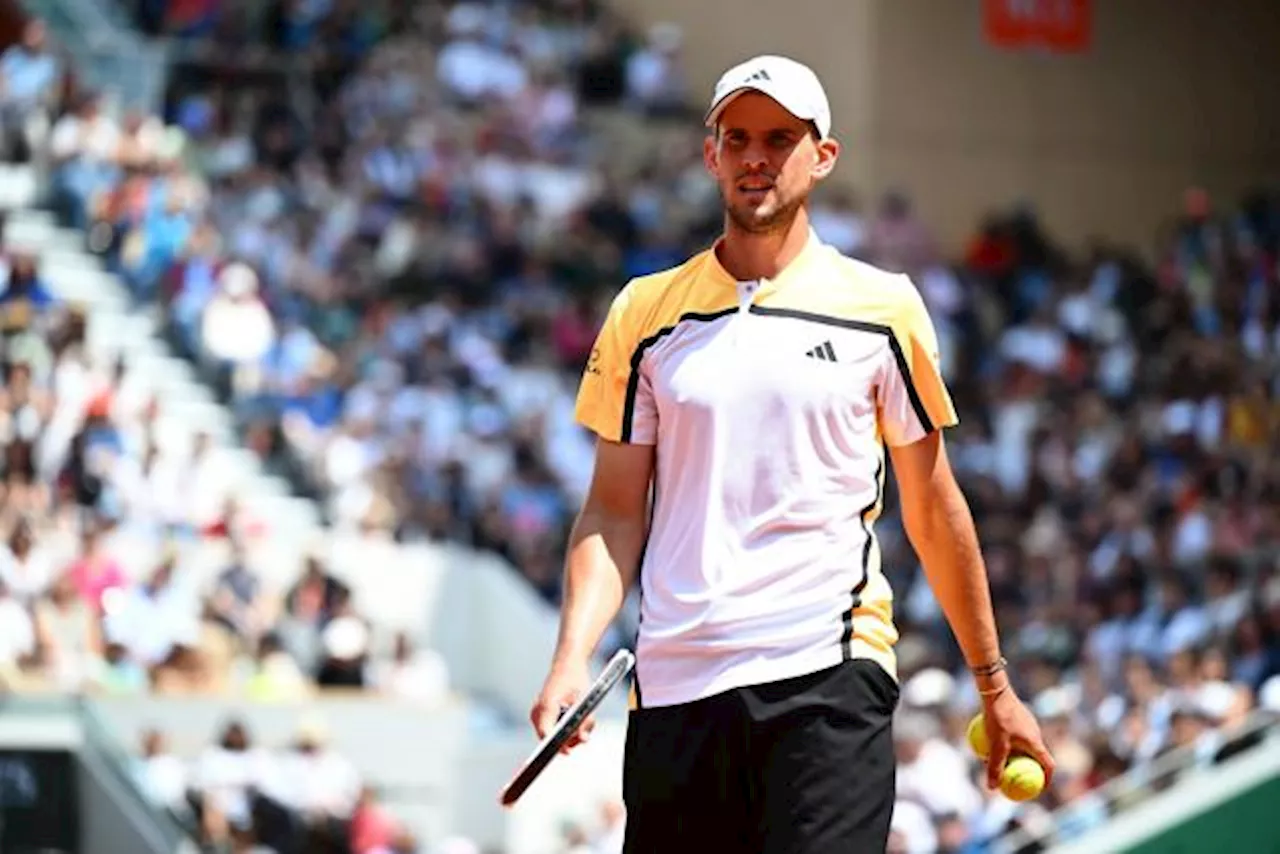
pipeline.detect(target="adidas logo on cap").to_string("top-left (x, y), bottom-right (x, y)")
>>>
top-left (705, 54), bottom-right (832, 139)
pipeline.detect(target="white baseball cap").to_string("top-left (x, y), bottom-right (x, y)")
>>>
top-left (704, 54), bottom-right (832, 139)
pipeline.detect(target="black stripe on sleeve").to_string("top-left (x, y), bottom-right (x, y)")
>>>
top-left (884, 334), bottom-right (934, 434)
top-left (620, 308), bottom-right (739, 442)
top-left (748, 305), bottom-right (934, 434)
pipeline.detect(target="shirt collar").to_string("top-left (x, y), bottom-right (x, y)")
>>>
top-left (706, 227), bottom-right (826, 297)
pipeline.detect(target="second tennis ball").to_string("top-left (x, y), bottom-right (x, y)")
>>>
top-left (967, 713), bottom-right (990, 759)
top-left (1000, 755), bottom-right (1047, 801)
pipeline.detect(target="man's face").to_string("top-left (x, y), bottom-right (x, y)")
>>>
top-left (704, 92), bottom-right (839, 234)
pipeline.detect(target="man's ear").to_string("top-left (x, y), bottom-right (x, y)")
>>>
top-left (813, 137), bottom-right (840, 180)
top-left (703, 133), bottom-right (719, 176)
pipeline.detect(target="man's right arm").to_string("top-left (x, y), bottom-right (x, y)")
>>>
top-left (552, 438), bottom-right (654, 668)
top-left (530, 438), bottom-right (653, 745)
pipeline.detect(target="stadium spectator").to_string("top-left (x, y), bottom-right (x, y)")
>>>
top-left (0, 516), bottom-right (54, 602)
top-left (102, 551), bottom-right (202, 669)
top-left (48, 92), bottom-right (122, 231)
top-left (190, 718), bottom-right (275, 847)
top-left (135, 727), bottom-right (190, 815)
top-left (64, 522), bottom-right (127, 612)
top-left (268, 715), bottom-right (363, 851)
top-left (34, 568), bottom-right (100, 688)
top-left (623, 22), bottom-right (689, 117)
top-left (196, 262), bottom-right (278, 398)
top-left (349, 785), bottom-right (402, 854)
top-left (0, 19), bottom-right (60, 163)
top-left (370, 630), bottom-right (450, 706)
top-left (0, 576), bottom-right (36, 676)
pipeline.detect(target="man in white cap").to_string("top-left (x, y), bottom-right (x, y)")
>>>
top-left (531, 54), bottom-right (1053, 852)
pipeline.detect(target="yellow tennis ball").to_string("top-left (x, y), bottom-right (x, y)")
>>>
top-left (967, 714), bottom-right (989, 759)
top-left (1000, 755), bottom-right (1046, 802)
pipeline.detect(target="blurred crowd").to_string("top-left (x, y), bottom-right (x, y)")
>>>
top-left (0, 212), bottom-right (448, 707)
top-left (6, 0), bottom-right (1280, 852)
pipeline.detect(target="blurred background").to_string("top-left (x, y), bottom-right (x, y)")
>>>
top-left (0, 0), bottom-right (1275, 852)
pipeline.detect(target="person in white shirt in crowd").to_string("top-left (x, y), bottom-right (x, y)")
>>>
top-left (192, 719), bottom-right (277, 846)
top-left (175, 430), bottom-right (237, 532)
top-left (48, 91), bottom-right (121, 230)
top-left (266, 715), bottom-right (362, 848)
top-left (134, 727), bottom-right (190, 815)
top-left (371, 631), bottom-right (449, 706)
top-left (893, 709), bottom-right (984, 824)
top-left (114, 108), bottom-right (168, 172)
top-left (0, 576), bottom-right (36, 679)
top-left (435, 3), bottom-right (528, 106)
top-left (198, 261), bottom-right (277, 400)
top-left (0, 517), bottom-right (53, 604)
top-left (315, 591), bottom-right (371, 688)
top-left (101, 551), bottom-right (201, 671)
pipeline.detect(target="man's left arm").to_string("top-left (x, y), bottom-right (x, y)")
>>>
top-left (886, 433), bottom-right (1050, 780)
top-left (889, 432), bottom-right (1002, 684)
top-left (878, 279), bottom-right (1055, 791)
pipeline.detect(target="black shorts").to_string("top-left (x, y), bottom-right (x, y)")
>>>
top-left (622, 658), bottom-right (900, 854)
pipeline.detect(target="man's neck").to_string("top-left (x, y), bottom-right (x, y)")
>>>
top-left (716, 209), bottom-right (814, 282)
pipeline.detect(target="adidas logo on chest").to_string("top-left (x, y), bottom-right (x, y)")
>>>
top-left (805, 340), bottom-right (839, 362)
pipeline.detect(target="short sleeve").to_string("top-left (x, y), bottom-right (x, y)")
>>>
top-left (574, 288), bottom-right (658, 445)
top-left (878, 277), bottom-right (959, 447)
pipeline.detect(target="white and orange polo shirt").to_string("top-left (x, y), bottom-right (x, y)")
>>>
top-left (575, 230), bottom-right (958, 709)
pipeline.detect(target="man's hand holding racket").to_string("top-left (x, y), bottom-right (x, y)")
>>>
top-left (530, 657), bottom-right (596, 755)
top-left (503, 649), bottom-right (635, 807)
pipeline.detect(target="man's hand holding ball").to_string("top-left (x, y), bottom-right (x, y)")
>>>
top-left (967, 659), bottom-right (1056, 801)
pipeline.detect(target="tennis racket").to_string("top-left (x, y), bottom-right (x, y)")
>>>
top-left (499, 648), bottom-right (636, 808)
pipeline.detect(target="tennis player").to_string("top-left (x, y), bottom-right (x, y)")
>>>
top-left (531, 54), bottom-right (1055, 852)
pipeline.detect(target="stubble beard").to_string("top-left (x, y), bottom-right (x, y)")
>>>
top-left (723, 188), bottom-right (805, 236)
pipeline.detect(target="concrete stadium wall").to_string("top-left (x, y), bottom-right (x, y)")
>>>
top-left (614, 0), bottom-right (1280, 255)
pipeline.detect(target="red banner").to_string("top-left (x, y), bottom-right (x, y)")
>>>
top-left (984, 0), bottom-right (1092, 53)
